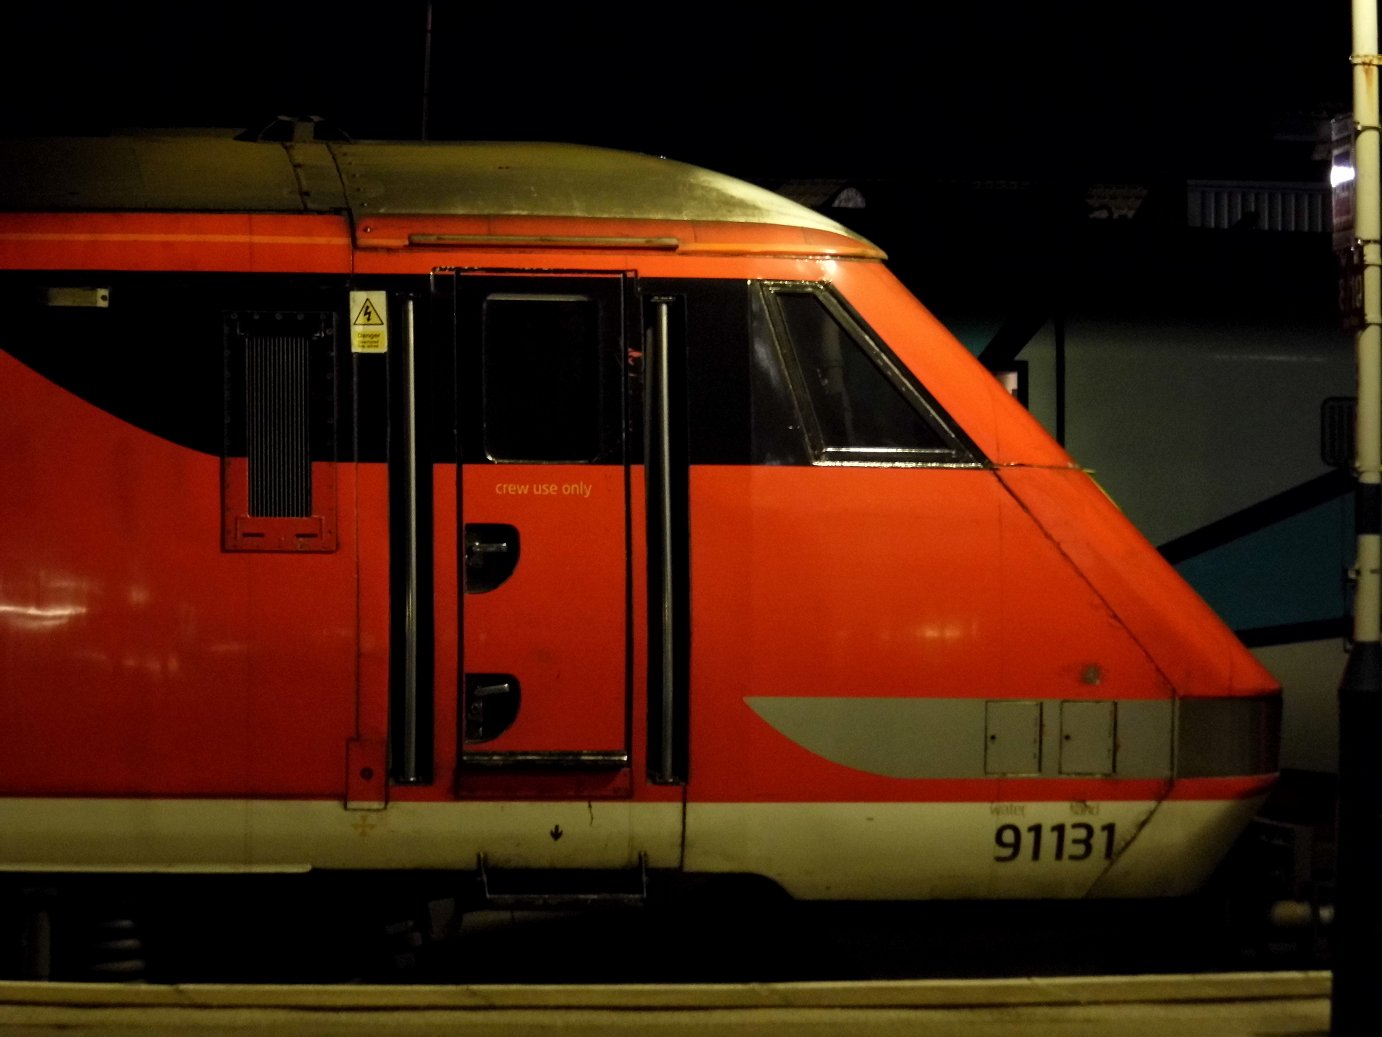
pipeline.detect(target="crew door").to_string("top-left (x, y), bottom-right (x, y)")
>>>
top-left (448, 273), bottom-right (632, 781)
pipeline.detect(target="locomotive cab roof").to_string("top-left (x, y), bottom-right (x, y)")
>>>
top-left (0, 133), bottom-right (883, 256)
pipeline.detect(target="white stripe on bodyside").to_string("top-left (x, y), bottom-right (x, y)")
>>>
top-left (0, 794), bottom-right (1262, 901)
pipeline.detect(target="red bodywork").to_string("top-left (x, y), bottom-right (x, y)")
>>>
top-left (0, 201), bottom-right (1279, 892)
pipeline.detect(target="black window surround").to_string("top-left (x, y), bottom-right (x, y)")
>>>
top-left (758, 281), bottom-right (981, 467)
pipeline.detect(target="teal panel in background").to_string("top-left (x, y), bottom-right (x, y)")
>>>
top-left (1174, 498), bottom-right (1351, 632)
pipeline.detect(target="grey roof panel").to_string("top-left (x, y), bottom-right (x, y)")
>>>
top-left (0, 135), bottom-right (876, 249)
top-left (0, 136), bottom-right (311, 212)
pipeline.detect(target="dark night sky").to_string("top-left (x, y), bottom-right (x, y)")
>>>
top-left (4, 2), bottom-right (1356, 184)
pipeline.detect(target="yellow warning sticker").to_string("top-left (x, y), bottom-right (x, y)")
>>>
top-left (349, 290), bottom-right (388, 353)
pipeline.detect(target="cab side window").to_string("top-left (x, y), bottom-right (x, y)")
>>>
top-left (766, 285), bottom-right (964, 463)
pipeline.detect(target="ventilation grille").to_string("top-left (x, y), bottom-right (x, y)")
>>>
top-left (1322, 396), bottom-right (1356, 469)
top-left (246, 335), bottom-right (312, 517)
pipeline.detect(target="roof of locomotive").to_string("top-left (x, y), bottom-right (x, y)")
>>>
top-left (0, 133), bottom-right (881, 252)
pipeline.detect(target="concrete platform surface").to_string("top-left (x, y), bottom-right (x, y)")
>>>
top-left (0, 971), bottom-right (1333, 1036)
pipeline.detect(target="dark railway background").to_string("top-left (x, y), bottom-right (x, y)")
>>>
top-left (0, 3), bottom-right (1356, 1003)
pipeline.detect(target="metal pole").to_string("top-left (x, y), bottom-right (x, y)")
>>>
top-left (1333, 3), bottom-right (1382, 1033)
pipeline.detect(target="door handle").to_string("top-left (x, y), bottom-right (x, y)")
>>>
top-left (464, 674), bottom-right (521, 743)
top-left (464, 523), bottom-right (520, 593)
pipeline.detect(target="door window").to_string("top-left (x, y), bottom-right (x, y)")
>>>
top-left (481, 293), bottom-right (603, 462)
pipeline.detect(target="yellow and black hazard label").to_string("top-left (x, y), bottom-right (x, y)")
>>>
top-left (349, 291), bottom-right (388, 353)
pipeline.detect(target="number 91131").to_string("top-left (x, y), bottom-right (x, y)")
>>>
top-left (993, 822), bottom-right (1117, 863)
